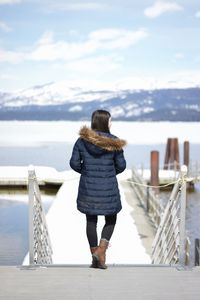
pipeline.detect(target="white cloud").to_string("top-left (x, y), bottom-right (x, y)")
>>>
top-left (37, 31), bottom-right (54, 45)
top-left (67, 55), bottom-right (122, 73)
top-left (89, 28), bottom-right (148, 50)
top-left (0, 48), bottom-right (25, 63)
top-left (0, 21), bottom-right (12, 32)
top-left (174, 52), bottom-right (184, 59)
top-left (0, 0), bottom-right (21, 4)
top-left (0, 74), bottom-right (19, 80)
top-left (195, 10), bottom-right (200, 18)
top-left (47, 2), bottom-right (108, 12)
top-left (144, 1), bottom-right (183, 18)
top-left (30, 28), bottom-right (148, 62)
top-left (0, 28), bottom-right (148, 64)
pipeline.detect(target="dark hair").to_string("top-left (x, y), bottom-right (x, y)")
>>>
top-left (91, 110), bottom-right (111, 133)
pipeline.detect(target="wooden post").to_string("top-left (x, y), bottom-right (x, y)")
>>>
top-left (174, 138), bottom-right (180, 170)
top-left (164, 138), bottom-right (171, 169)
top-left (150, 151), bottom-right (159, 194)
top-left (184, 141), bottom-right (190, 167)
top-left (164, 138), bottom-right (180, 170)
top-left (169, 138), bottom-right (176, 169)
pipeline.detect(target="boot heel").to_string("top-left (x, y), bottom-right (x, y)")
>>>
top-left (90, 254), bottom-right (99, 268)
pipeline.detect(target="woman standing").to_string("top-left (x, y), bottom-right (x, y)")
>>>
top-left (69, 110), bottom-right (126, 269)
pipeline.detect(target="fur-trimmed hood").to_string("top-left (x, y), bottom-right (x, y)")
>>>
top-left (79, 126), bottom-right (127, 153)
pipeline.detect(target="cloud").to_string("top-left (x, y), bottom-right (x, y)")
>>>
top-left (88, 28), bottom-right (148, 50)
top-left (0, 74), bottom-right (19, 80)
top-left (0, 20), bottom-right (12, 32)
top-left (0, 48), bottom-right (25, 63)
top-left (144, 1), bottom-right (183, 18)
top-left (0, 0), bottom-right (21, 4)
top-left (30, 28), bottom-right (148, 62)
top-left (37, 31), bottom-right (54, 45)
top-left (67, 55), bottom-right (122, 73)
top-left (0, 28), bottom-right (148, 64)
top-left (47, 2), bottom-right (108, 12)
top-left (174, 52), bottom-right (184, 59)
top-left (195, 11), bottom-right (200, 18)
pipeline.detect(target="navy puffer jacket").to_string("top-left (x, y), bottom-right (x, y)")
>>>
top-left (69, 126), bottom-right (127, 216)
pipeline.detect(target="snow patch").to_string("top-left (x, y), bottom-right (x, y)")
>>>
top-left (68, 105), bottom-right (82, 112)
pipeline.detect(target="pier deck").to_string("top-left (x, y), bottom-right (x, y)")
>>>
top-left (1, 265), bottom-right (200, 300)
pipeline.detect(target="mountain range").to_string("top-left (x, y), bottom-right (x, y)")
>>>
top-left (0, 82), bottom-right (200, 121)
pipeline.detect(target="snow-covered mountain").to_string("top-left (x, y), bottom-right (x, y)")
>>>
top-left (0, 81), bottom-right (129, 107)
top-left (0, 81), bottom-right (200, 121)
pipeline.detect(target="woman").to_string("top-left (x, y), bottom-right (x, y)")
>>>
top-left (69, 110), bottom-right (126, 269)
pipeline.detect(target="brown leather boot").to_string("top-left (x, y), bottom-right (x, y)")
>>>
top-left (90, 247), bottom-right (98, 268)
top-left (92, 239), bottom-right (109, 269)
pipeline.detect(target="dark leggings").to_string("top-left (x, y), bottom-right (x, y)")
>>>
top-left (86, 214), bottom-right (117, 248)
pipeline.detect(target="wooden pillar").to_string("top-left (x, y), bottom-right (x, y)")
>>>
top-left (164, 138), bottom-right (171, 169)
top-left (169, 138), bottom-right (176, 169)
top-left (184, 141), bottom-right (190, 167)
top-left (174, 138), bottom-right (180, 170)
top-left (164, 138), bottom-right (180, 170)
top-left (151, 151), bottom-right (159, 194)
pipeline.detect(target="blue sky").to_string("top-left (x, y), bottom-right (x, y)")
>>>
top-left (1, 0), bottom-right (200, 91)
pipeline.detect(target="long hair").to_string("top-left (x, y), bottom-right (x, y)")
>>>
top-left (91, 110), bottom-right (111, 133)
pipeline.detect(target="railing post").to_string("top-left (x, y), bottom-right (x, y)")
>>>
top-left (146, 186), bottom-right (149, 212)
top-left (195, 239), bottom-right (200, 266)
top-left (178, 165), bottom-right (187, 266)
top-left (28, 165), bottom-right (53, 265)
top-left (28, 165), bottom-right (35, 265)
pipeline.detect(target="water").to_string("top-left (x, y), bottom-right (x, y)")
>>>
top-left (0, 121), bottom-right (200, 265)
top-left (0, 189), bottom-right (55, 265)
top-left (0, 120), bottom-right (200, 171)
top-left (1, 142), bottom-right (200, 171)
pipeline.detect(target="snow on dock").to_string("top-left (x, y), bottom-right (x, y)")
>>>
top-left (0, 166), bottom-right (73, 186)
top-left (137, 168), bottom-right (179, 184)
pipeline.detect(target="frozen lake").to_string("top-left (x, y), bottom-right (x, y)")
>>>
top-left (0, 121), bottom-right (200, 170)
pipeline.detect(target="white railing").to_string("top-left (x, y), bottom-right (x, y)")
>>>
top-left (130, 165), bottom-right (190, 266)
top-left (195, 239), bottom-right (200, 266)
top-left (131, 168), bottom-right (163, 228)
top-left (28, 166), bottom-right (53, 265)
top-left (151, 166), bottom-right (190, 266)
top-left (188, 160), bottom-right (200, 179)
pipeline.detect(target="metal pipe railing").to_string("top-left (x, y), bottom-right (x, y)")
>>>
top-left (28, 165), bottom-right (53, 265)
top-left (131, 165), bottom-right (191, 266)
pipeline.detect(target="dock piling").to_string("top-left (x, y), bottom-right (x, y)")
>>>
top-left (164, 138), bottom-right (180, 170)
top-left (150, 151), bottom-right (159, 194)
top-left (183, 141), bottom-right (189, 167)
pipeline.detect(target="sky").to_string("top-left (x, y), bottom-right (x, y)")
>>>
top-left (1, 0), bottom-right (200, 92)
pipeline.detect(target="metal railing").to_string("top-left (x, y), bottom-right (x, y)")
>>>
top-left (131, 168), bottom-right (163, 228)
top-left (195, 239), bottom-right (200, 266)
top-left (131, 165), bottom-right (190, 266)
top-left (28, 165), bottom-right (53, 265)
top-left (188, 160), bottom-right (200, 179)
top-left (151, 166), bottom-right (190, 266)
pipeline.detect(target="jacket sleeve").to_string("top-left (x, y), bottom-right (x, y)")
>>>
top-left (69, 139), bottom-right (82, 174)
top-left (114, 150), bottom-right (126, 175)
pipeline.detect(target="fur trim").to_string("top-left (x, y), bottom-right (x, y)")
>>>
top-left (79, 126), bottom-right (127, 151)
